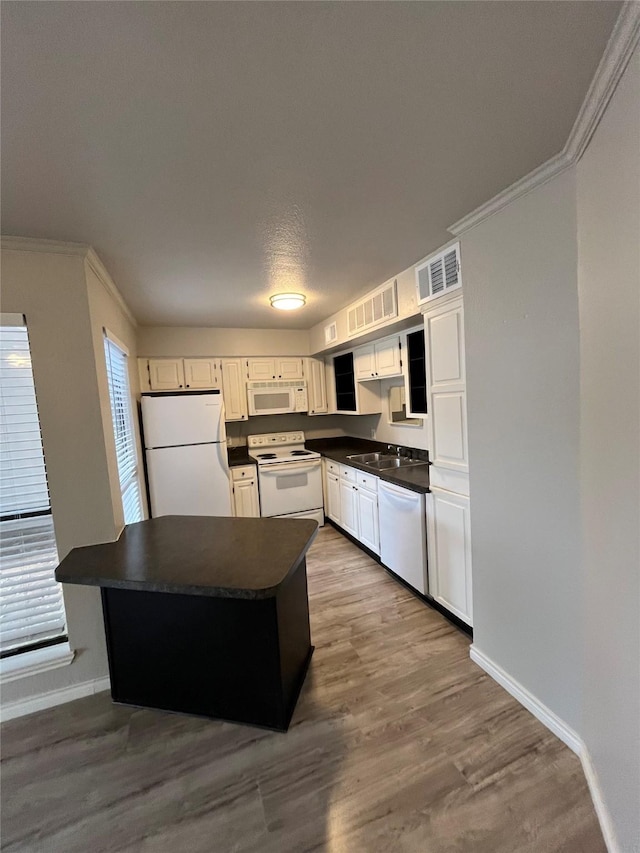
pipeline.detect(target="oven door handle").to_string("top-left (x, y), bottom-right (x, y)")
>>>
top-left (259, 461), bottom-right (321, 476)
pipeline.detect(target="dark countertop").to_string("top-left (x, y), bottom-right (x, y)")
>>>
top-left (227, 446), bottom-right (256, 467)
top-left (55, 516), bottom-right (318, 599)
top-left (306, 436), bottom-right (431, 494)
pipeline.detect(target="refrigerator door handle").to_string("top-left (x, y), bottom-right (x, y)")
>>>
top-left (216, 441), bottom-right (230, 479)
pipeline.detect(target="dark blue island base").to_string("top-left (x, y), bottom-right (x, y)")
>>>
top-left (56, 516), bottom-right (318, 731)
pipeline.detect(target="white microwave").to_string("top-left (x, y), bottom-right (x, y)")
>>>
top-left (247, 381), bottom-right (308, 416)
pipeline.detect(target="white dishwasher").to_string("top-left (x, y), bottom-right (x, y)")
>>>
top-left (378, 481), bottom-right (428, 595)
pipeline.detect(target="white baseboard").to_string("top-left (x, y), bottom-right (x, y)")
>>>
top-left (1, 676), bottom-right (111, 722)
top-left (579, 747), bottom-right (621, 853)
top-left (469, 644), bottom-right (582, 753)
top-left (469, 644), bottom-right (620, 853)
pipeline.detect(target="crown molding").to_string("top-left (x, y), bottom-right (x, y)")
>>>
top-left (1, 235), bottom-right (90, 256)
top-left (85, 248), bottom-right (137, 328)
top-left (1, 236), bottom-right (137, 327)
top-left (448, 1), bottom-right (640, 237)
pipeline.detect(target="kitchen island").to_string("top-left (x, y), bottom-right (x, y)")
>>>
top-left (55, 515), bottom-right (318, 731)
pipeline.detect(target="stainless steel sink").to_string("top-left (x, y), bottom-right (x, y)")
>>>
top-left (346, 452), bottom-right (388, 463)
top-left (347, 451), bottom-right (428, 470)
top-left (367, 457), bottom-right (427, 470)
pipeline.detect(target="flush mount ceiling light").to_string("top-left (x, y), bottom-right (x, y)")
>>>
top-left (269, 293), bottom-right (306, 311)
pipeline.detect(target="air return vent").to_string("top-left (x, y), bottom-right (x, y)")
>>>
top-left (347, 279), bottom-right (397, 338)
top-left (415, 242), bottom-right (462, 306)
top-left (324, 322), bottom-right (338, 345)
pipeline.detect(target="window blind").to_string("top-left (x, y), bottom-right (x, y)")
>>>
top-left (0, 320), bottom-right (67, 656)
top-left (103, 334), bottom-right (143, 524)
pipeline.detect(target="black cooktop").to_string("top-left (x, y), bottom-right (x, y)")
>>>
top-left (257, 453), bottom-right (277, 459)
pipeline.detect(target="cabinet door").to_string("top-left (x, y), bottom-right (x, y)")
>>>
top-left (148, 358), bottom-right (185, 390)
top-left (307, 358), bottom-right (328, 415)
top-left (183, 358), bottom-right (219, 389)
top-left (425, 297), bottom-right (468, 472)
top-left (375, 337), bottom-right (402, 378)
top-left (354, 345), bottom-right (376, 381)
top-left (233, 478), bottom-right (260, 518)
top-left (426, 489), bottom-right (472, 626)
top-left (339, 478), bottom-right (358, 537)
top-left (357, 487), bottom-right (379, 554)
top-left (247, 358), bottom-right (277, 381)
top-left (277, 357), bottom-right (304, 380)
top-left (221, 359), bottom-right (248, 421)
top-left (326, 472), bottom-right (341, 524)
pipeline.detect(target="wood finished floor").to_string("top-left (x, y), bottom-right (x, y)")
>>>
top-left (1, 525), bottom-right (605, 853)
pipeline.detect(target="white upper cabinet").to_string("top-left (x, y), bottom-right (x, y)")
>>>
top-left (148, 358), bottom-right (185, 390)
top-left (306, 358), bottom-right (328, 415)
top-left (247, 357), bottom-right (304, 381)
top-left (246, 358), bottom-right (277, 381)
top-left (183, 358), bottom-right (220, 389)
top-left (277, 357), bottom-right (304, 380)
top-left (221, 358), bottom-right (248, 421)
top-left (354, 345), bottom-right (376, 381)
top-left (374, 337), bottom-right (402, 378)
top-left (147, 358), bottom-right (220, 391)
top-left (416, 243), bottom-right (462, 307)
top-left (354, 336), bottom-right (402, 381)
top-left (424, 296), bottom-right (468, 473)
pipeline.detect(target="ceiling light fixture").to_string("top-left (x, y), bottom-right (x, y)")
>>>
top-left (269, 293), bottom-right (306, 311)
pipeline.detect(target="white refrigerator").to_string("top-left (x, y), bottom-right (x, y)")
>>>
top-left (141, 391), bottom-right (232, 518)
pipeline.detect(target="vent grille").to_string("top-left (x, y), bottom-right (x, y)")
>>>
top-left (347, 280), bottom-right (397, 337)
top-left (415, 243), bottom-right (462, 305)
top-left (324, 322), bottom-right (337, 345)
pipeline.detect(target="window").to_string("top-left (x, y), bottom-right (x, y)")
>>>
top-left (103, 331), bottom-right (143, 524)
top-left (0, 316), bottom-right (67, 658)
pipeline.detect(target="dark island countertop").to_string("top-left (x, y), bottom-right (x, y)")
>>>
top-left (55, 516), bottom-right (318, 600)
top-left (306, 436), bottom-right (431, 495)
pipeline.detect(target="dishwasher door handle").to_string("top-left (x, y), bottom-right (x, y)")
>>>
top-left (380, 483), bottom-right (419, 502)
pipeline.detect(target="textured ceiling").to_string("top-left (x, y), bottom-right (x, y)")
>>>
top-left (1, 1), bottom-right (620, 329)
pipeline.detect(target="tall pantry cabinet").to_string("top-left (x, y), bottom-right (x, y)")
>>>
top-left (423, 294), bottom-right (473, 626)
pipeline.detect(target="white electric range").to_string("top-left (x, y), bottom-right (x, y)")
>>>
top-left (247, 432), bottom-right (324, 526)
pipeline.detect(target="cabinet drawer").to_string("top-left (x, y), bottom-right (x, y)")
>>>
top-left (356, 472), bottom-right (378, 492)
top-left (340, 465), bottom-right (357, 482)
top-left (325, 459), bottom-right (341, 476)
top-left (231, 465), bottom-right (256, 481)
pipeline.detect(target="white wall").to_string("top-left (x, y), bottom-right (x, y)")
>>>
top-left (577, 45), bottom-right (640, 853)
top-left (226, 413), bottom-right (347, 445)
top-left (0, 247), bottom-right (117, 704)
top-left (461, 168), bottom-right (583, 731)
top-left (338, 376), bottom-right (430, 451)
top-left (137, 326), bottom-right (310, 357)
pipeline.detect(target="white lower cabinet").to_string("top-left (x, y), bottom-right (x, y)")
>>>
top-left (426, 488), bottom-right (472, 626)
top-left (356, 485), bottom-right (379, 555)
top-left (339, 476), bottom-right (359, 538)
top-left (326, 471), bottom-right (341, 524)
top-left (230, 466), bottom-right (260, 517)
top-left (326, 462), bottom-right (380, 555)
